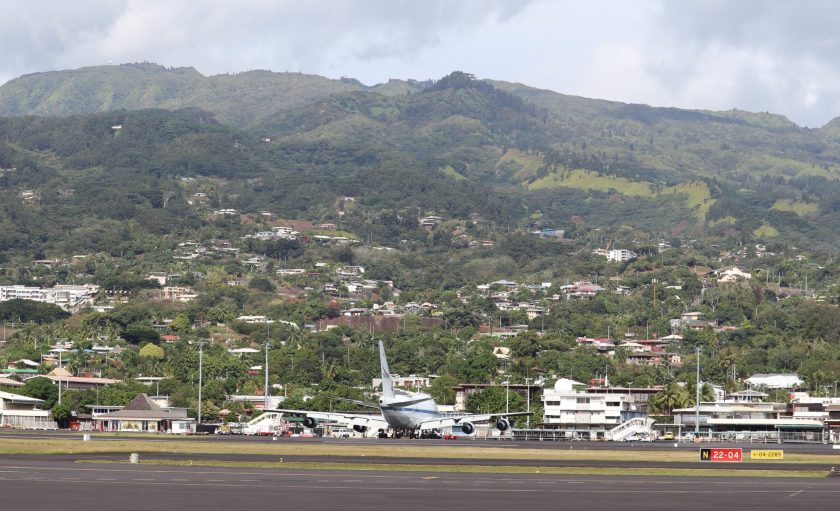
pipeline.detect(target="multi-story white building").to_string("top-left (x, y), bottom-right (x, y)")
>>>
top-left (0, 286), bottom-right (50, 302)
top-left (0, 284), bottom-right (99, 311)
top-left (541, 378), bottom-right (643, 439)
top-left (607, 249), bottom-right (638, 262)
top-left (372, 374), bottom-right (431, 390)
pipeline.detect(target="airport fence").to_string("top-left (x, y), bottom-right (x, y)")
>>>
top-left (504, 429), bottom-right (830, 443)
top-left (510, 429), bottom-right (574, 441)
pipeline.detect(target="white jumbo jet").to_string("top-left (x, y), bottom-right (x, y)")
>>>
top-left (272, 341), bottom-right (529, 437)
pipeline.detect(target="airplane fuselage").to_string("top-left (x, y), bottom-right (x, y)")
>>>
top-left (380, 392), bottom-right (439, 430)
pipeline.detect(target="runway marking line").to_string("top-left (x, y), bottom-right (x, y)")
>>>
top-left (788, 490), bottom-right (804, 498)
top-left (0, 476), bottom-right (541, 493)
top-left (2, 475), bottom-right (840, 496)
top-left (0, 462), bottom-right (830, 485)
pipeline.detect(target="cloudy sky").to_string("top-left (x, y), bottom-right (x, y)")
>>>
top-left (3, 0), bottom-right (840, 127)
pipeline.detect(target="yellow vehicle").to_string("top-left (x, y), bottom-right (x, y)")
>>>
top-left (661, 432), bottom-right (675, 441)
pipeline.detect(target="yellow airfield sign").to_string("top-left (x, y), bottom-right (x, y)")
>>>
top-left (750, 450), bottom-right (784, 460)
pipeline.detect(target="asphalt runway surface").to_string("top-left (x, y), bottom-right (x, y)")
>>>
top-left (0, 457), bottom-right (838, 511)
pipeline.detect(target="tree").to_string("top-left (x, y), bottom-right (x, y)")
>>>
top-left (123, 323), bottom-right (161, 345)
top-left (0, 299), bottom-right (70, 324)
top-left (333, 246), bottom-right (354, 264)
top-left (51, 403), bottom-right (72, 427)
top-left (20, 377), bottom-right (58, 409)
top-left (200, 400), bottom-right (220, 421)
top-left (169, 314), bottom-right (192, 334)
top-left (465, 386), bottom-right (525, 415)
top-left (202, 379), bottom-right (228, 405)
top-left (508, 331), bottom-right (543, 358)
top-left (430, 374), bottom-right (457, 405)
top-left (649, 382), bottom-right (689, 415)
top-left (248, 277), bottom-right (276, 293)
top-left (139, 343), bottom-right (165, 360)
top-left (683, 381), bottom-right (716, 406)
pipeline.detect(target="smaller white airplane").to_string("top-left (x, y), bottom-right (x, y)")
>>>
top-left (272, 341), bottom-right (529, 437)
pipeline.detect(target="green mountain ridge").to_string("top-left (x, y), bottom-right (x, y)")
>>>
top-left (3, 65), bottom-right (840, 252)
top-left (0, 63), bottom-right (363, 130)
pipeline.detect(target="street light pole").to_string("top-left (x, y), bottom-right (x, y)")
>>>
top-left (505, 380), bottom-right (510, 414)
top-left (197, 341), bottom-right (205, 425)
top-left (264, 333), bottom-right (271, 411)
top-left (524, 377), bottom-right (533, 429)
top-left (695, 347), bottom-right (700, 438)
top-left (58, 345), bottom-right (62, 405)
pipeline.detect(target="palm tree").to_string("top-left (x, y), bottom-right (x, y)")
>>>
top-left (650, 381), bottom-right (688, 415)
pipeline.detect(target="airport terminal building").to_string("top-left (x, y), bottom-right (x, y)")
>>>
top-left (0, 390), bottom-right (57, 430)
top-left (672, 391), bottom-right (833, 442)
top-left (540, 378), bottom-right (648, 440)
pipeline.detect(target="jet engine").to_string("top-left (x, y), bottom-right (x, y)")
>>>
top-left (460, 421), bottom-right (475, 435)
top-left (353, 424), bottom-right (368, 433)
top-left (495, 418), bottom-right (511, 432)
top-left (302, 417), bottom-right (318, 429)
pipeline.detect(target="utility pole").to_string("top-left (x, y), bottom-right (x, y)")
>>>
top-left (197, 341), bottom-right (205, 425)
top-left (504, 380), bottom-right (510, 414)
top-left (264, 325), bottom-right (271, 411)
top-left (695, 347), bottom-right (700, 438)
top-left (58, 345), bottom-right (63, 405)
top-left (524, 377), bottom-right (533, 429)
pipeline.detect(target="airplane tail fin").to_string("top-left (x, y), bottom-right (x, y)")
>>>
top-left (378, 340), bottom-right (395, 399)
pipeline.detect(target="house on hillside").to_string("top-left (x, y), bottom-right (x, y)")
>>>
top-left (30, 367), bottom-right (121, 391)
top-left (715, 266), bottom-right (752, 283)
top-left (669, 312), bottom-right (716, 334)
top-left (745, 374), bottom-right (804, 389)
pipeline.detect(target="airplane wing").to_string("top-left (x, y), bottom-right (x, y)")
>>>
top-left (271, 408), bottom-right (390, 431)
top-left (418, 411), bottom-right (531, 431)
top-left (330, 397), bottom-right (381, 410)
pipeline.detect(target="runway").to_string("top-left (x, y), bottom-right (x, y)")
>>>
top-left (1, 451), bottom-right (833, 472)
top-left (0, 457), bottom-right (837, 511)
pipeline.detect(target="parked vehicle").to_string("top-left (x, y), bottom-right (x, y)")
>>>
top-left (329, 427), bottom-right (352, 438)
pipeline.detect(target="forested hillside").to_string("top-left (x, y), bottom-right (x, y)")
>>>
top-left (4, 65), bottom-right (840, 250)
top-left (6, 65), bottom-right (840, 424)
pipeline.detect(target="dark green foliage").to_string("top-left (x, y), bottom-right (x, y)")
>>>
top-left (248, 277), bottom-right (276, 293)
top-left (51, 403), bottom-right (72, 427)
top-left (465, 386), bottom-right (526, 414)
top-left (0, 299), bottom-right (70, 324)
top-left (19, 377), bottom-right (58, 409)
top-left (4, 66), bottom-right (840, 251)
top-left (122, 324), bottom-right (161, 345)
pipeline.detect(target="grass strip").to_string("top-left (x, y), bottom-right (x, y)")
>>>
top-left (1, 438), bottom-right (837, 465)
